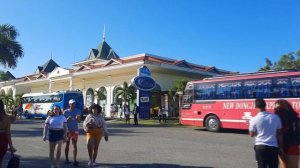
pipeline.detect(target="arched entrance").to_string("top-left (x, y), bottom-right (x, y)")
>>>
top-left (96, 87), bottom-right (107, 114)
top-left (86, 88), bottom-right (94, 107)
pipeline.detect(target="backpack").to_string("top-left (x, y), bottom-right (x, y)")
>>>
top-left (285, 117), bottom-right (300, 145)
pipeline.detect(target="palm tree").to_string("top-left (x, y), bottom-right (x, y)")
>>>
top-left (0, 24), bottom-right (24, 69)
top-left (114, 81), bottom-right (136, 106)
top-left (0, 94), bottom-right (14, 112)
top-left (14, 93), bottom-right (24, 105)
top-left (94, 87), bottom-right (106, 103)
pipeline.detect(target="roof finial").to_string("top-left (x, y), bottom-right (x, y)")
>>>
top-left (102, 24), bottom-right (106, 42)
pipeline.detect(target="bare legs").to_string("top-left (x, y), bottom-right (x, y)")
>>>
top-left (49, 140), bottom-right (63, 167)
top-left (87, 136), bottom-right (101, 166)
top-left (65, 140), bottom-right (78, 164)
top-left (279, 154), bottom-right (299, 168)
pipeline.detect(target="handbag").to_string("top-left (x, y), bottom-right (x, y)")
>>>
top-left (7, 153), bottom-right (20, 168)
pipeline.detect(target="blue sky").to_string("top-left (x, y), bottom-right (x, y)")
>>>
top-left (1, 0), bottom-right (300, 77)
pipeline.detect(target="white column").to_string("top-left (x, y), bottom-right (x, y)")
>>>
top-left (12, 85), bottom-right (16, 99)
top-left (164, 93), bottom-right (169, 117)
top-left (49, 80), bottom-right (52, 93)
top-left (69, 77), bottom-right (73, 90)
top-left (107, 75), bottom-right (112, 117)
top-left (82, 79), bottom-right (86, 105)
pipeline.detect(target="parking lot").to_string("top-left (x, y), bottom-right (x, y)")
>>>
top-left (3, 119), bottom-right (256, 168)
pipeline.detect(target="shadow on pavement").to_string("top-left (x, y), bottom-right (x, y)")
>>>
top-left (3, 153), bottom-right (214, 168)
top-left (11, 128), bottom-right (43, 138)
top-left (97, 163), bottom-right (213, 168)
top-left (194, 128), bottom-right (248, 135)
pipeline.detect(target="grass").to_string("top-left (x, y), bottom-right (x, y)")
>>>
top-left (110, 118), bottom-right (192, 127)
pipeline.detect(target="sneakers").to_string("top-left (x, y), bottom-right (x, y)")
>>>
top-left (88, 161), bottom-right (93, 167)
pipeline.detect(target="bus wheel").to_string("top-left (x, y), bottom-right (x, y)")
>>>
top-left (205, 115), bottom-right (220, 132)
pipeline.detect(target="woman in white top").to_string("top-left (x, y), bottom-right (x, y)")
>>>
top-left (43, 105), bottom-right (67, 168)
top-left (83, 104), bottom-right (108, 167)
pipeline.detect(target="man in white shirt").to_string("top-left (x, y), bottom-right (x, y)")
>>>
top-left (249, 98), bottom-right (283, 168)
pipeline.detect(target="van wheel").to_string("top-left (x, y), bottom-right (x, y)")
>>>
top-left (205, 115), bottom-right (221, 132)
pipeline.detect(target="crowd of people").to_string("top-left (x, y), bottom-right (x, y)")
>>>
top-left (0, 97), bottom-right (299, 168)
top-left (41, 99), bottom-right (109, 168)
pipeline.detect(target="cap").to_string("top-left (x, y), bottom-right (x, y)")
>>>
top-left (69, 99), bottom-right (76, 104)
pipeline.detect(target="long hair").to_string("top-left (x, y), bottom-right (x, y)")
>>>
top-left (274, 99), bottom-right (299, 127)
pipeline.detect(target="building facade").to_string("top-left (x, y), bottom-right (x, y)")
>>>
top-left (0, 39), bottom-right (232, 117)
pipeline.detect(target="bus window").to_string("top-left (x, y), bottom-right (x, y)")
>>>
top-left (194, 83), bottom-right (215, 100)
top-left (273, 78), bottom-right (290, 98)
top-left (243, 80), bottom-right (256, 98)
top-left (216, 82), bottom-right (241, 99)
top-left (291, 77), bottom-right (300, 97)
top-left (255, 79), bottom-right (272, 98)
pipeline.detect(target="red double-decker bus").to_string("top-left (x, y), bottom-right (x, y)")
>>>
top-left (180, 70), bottom-right (300, 132)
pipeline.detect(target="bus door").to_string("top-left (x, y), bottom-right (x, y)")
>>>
top-left (181, 82), bottom-right (194, 125)
top-left (181, 94), bottom-right (194, 125)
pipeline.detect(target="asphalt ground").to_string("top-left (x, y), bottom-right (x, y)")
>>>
top-left (2, 119), bottom-right (257, 168)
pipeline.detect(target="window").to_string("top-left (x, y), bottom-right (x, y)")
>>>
top-left (194, 83), bottom-right (215, 100)
top-left (291, 77), bottom-right (300, 97)
top-left (216, 82), bottom-right (241, 99)
top-left (273, 78), bottom-right (290, 98)
top-left (183, 83), bottom-right (193, 104)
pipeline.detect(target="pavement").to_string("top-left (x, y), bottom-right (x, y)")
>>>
top-left (2, 119), bottom-right (257, 168)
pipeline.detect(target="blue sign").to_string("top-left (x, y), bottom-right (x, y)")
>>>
top-left (132, 76), bottom-right (156, 91)
top-left (139, 65), bottom-right (151, 76)
top-left (139, 90), bottom-right (151, 119)
top-left (133, 65), bottom-right (156, 119)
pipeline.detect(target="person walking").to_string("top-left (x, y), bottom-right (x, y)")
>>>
top-left (83, 104), bottom-right (108, 167)
top-left (274, 99), bottom-right (299, 168)
top-left (133, 103), bottom-right (140, 125)
top-left (43, 105), bottom-right (67, 168)
top-left (63, 99), bottom-right (81, 166)
top-left (158, 106), bottom-right (163, 124)
top-left (162, 107), bottom-right (167, 123)
top-left (249, 98), bottom-right (283, 168)
top-left (0, 100), bottom-right (16, 168)
top-left (124, 104), bottom-right (130, 125)
top-left (14, 101), bottom-right (23, 119)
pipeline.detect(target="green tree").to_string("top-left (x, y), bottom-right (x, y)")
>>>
top-left (0, 70), bottom-right (9, 81)
top-left (14, 93), bottom-right (23, 105)
top-left (0, 94), bottom-right (14, 112)
top-left (259, 50), bottom-right (300, 71)
top-left (114, 81), bottom-right (136, 106)
top-left (169, 79), bottom-right (188, 96)
top-left (259, 58), bottom-right (273, 71)
top-left (0, 24), bottom-right (24, 69)
top-left (94, 88), bottom-right (106, 102)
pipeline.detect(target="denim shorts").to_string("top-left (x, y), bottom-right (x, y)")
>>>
top-left (48, 129), bottom-right (64, 142)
